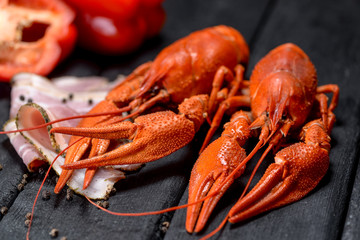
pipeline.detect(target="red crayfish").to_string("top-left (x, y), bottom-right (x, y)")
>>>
top-left (49, 25), bottom-right (250, 192)
top-left (186, 43), bottom-right (339, 237)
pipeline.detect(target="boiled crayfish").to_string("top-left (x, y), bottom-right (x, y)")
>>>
top-left (186, 43), bottom-right (339, 235)
top-left (50, 25), bottom-right (250, 193)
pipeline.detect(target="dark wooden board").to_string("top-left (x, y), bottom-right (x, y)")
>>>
top-left (0, 0), bottom-right (271, 239)
top-left (343, 156), bottom-right (360, 240)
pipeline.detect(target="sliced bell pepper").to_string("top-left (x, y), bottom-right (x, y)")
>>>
top-left (66, 0), bottom-right (165, 55)
top-left (0, 0), bottom-right (77, 82)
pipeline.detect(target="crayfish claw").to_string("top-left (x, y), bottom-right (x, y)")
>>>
top-left (229, 119), bottom-right (330, 223)
top-left (55, 95), bottom-right (209, 190)
top-left (61, 138), bottom-right (147, 169)
top-left (228, 163), bottom-right (286, 222)
top-left (54, 137), bottom-right (91, 193)
top-left (62, 97), bottom-right (208, 169)
top-left (82, 138), bottom-right (111, 190)
top-left (186, 137), bottom-right (247, 233)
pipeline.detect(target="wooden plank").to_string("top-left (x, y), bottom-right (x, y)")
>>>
top-left (0, 83), bottom-right (29, 220)
top-left (343, 155), bottom-right (360, 240)
top-left (0, 0), bottom-right (271, 239)
top-left (165, 0), bottom-right (360, 239)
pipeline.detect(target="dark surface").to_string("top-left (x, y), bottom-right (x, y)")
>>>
top-left (0, 0), bottom-right (360, 239)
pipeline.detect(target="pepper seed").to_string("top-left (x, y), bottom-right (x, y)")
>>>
top-left (38, 168), bottom-right (45, 175)
top-left (42, 190), bottom-right (51, 200)
top-left (102, 201), bottom-right (109, 209)
top-left (110, 187), bottom-right (116, 196)
top-left (66, 189), bottom-right (73, 201)
top-left (1, 206), bottom-right (8, 215)
top-left (96, 201), bottom-right (109, 209)
top-left (49, 228), bottom-right (59, 238)
top-left (17, 183), bottom-right (24, 191)
top-left (160, 221), bottom-right (170, 233)
top-left (25, 212), bottom-right (32, 220)
top-left (25, 219), bottom-right (31, 227)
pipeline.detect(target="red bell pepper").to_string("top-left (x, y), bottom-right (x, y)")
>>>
top-left (0, 0), bottom-right (77, 82)
top-left (66, 0), bottom-right (166, 55)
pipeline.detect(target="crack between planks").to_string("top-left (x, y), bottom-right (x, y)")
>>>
top-left (337, 111), bottom-right (360, 240)
top-left (248, 0), bottom-right (279, 51)
top-left (0, 170), bottom-right (29, 222)
top-left (148, 160), bottom-right (193, 240)
top-left (0, 189), bottom-right (21, 222)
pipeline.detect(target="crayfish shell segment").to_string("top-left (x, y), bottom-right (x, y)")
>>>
top-left (178, 94), bottom-right (209, 132)
top-left (212, 25), bottom-right (249, 65)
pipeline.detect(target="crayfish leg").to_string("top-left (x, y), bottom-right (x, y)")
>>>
top-left (201, 64), bottom-right (248, 153)
top-left (316, 84), bottom-right (339, 113)
top-left (106, 62), bottom-right (152, 103)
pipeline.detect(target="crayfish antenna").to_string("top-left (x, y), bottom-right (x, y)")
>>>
top-left (239, 144), bottom-right (274, 199)
top-left (135, 70), bottom-right (166, 99)
top-left (85, 195), bottom-right (219, 217)
top-left (199, 215), bottom-right (229, 240)
top-left (112, 89), bottom-right (171, 124)
top-left (83, 178), bottom-right (238, 222)
top-left (0, 105), bottom-right (131, 135)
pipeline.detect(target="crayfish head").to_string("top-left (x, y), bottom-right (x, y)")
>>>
top-left (251, 71), bottom-right (311, 136)
top-left (178, 94), bottom-right (209, 132)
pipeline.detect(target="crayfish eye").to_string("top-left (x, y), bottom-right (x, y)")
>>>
top-left (281, 114), bottom-right (287, 121)
top-left (265, 112), bottom-right (269, 117)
